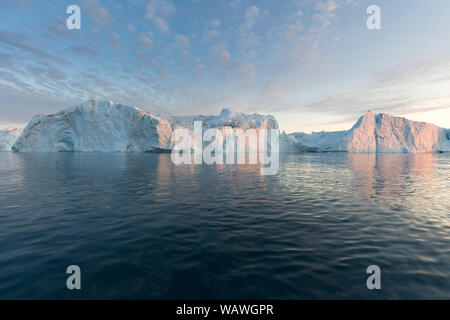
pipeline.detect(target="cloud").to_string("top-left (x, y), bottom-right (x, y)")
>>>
top-left (236, 60), bottom-right (256, 82)
top-left (175, 34), bottom-right (190, 47)
top-left (174, 34), bottom-right (190, 56)
top-left (0, 28), bottom-right (71, 65)
top-left (264, 55), bottom-right (450, 122)
top-left (315, 0), bottom-right (339, 12)
top-left (26, 64), bottom-right (66, 81)
top-left (0, 0), bottom-right (28, 10)
top-left (68, 45), bottom-right (99, 57)
top-left (154, 17), bottom-right (170, 32)
top-left (262, 0), bottom-right (355, 75)
top-left (203, 19), bottom-right (221, 39)
top-left (1, 0), bottom-right (448, 132)
top-left (312, 0), bottom-right (340, 32)
top-left (109, 31), bottom-right (125, 52)
top-left (0, 70), bottom-right (32, 92)
top-left (0, 52), bottom-right (13, 67)
top-left (227, 0), bottom-right (241, 8)
top-left (45, 17), bottom-right (75, 39)
top-left (210, 19), bottom-right (221, 28)
top-left (0, 84), bottom-right (79, 125)
top-left (139, 33), bottom-right (154, 48)
top-left (126, 23), bottom-right (137, 33)
top-left (194, 58), bottom-right (205, 71)
top-left (239, 6), bottom-right (260, 31)
top-left (146, 0), bottom-right (175, 18)
top-left (311, 0), bottom-right (353, 33)
top-left (82, 0), bottom-right (110, 25)
top-left (146, 0), bottom-right (176, 32)
top-left (209, 42), bottom-right (231, 64)
top-left (237, 6), bottom-right (260, 49)
top-left (269, 11), bottom-right (304, 42)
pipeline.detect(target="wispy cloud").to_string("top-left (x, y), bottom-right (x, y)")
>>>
top-left (68, 45), bottom-right (99, 57)
top-left (82, 0), bottom-right (110, 25)
top-left (203, 19), bottom-right (221, 39)
top-left (145, 0), bottom-right (176, 32)
top-left (1, 0), bottom-right (450, 131)
top-left (270, 55), bottom-right (450, 120)
top-left (0, 28), bottom-right (71, 65)
top-left (209, 42), bottom-right (231, 64)
top-left (139, 33), bottom-right (154, 48)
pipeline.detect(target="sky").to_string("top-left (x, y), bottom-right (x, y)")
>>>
top-left (0, 0), bottom-right (450, 132)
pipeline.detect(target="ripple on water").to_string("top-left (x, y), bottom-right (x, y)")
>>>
top-left (0, 152), bottom-right (449, 299)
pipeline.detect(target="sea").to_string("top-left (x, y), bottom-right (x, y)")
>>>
top-left (0, 152), bottom-right (449, 299)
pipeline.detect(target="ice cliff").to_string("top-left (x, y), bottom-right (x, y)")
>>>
top-left (290, 111), bottom-right (450, 153)
top-left (12, 100), bottom-right (173, 152)
top-left (0, 128), bottom-right (23, 151)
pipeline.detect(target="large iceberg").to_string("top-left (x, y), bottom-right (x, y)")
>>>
top-left (290, 111), bottom-right (450, 153)
top-left (168, 108), bottom-right (302, 153)
top-left (12, 100), bottom-right (173, 152)
top-left (0, 128), bottom-right (23, 151)
top-left (12, 101), bottom-right (285, 152)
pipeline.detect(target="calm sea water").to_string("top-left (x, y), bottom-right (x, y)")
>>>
top-left (0, 152), bottom-right (449, 299)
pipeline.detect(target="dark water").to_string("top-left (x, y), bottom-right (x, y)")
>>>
top-left (0, 152), bottom-right (449, 299)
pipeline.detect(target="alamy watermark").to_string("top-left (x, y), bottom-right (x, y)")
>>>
top-left (366, 265), bottom-right (381, 290)
top-left (171, 121), bottom-right (279, 175)
top-left (66, 5), bottom-right (81, 30)
top-left (367, 5), bottom-right (381, 30)
top-left (66, 265), bottom-right (81, 290)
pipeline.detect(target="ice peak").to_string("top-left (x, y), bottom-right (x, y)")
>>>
top-left (219, 108), bottom-right (239, 118)
top-left (361, 110), bottom-right (376, 119)
top-left (86, 98), bottom-right (99, 106)
top-left (85, 99), bottom-right (117, 107)
top-left (351, 110), bottom-right (375, 130)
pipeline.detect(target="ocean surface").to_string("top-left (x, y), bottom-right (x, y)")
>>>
top-left (0, 152), bottom-right (449, 299)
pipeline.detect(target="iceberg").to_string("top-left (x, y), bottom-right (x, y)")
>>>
top-left (290, 111), bottom-right (450, 153)
top-left (12, 100), bottom-right (173, 152)
top-left (168, 108), bottom-right (301, 153)
top-left (168, 107), bottom-right (278, 130)
top-left (0, 128), bottom-right (23, 151)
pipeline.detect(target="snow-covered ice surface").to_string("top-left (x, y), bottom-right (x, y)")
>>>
top-left (170, 107), bottom-right (299, 152)
top-left (13, 100), bottom-right (173, 152)
top-left (290, 111), bottom-right (450, 153)
top-left (168, 108), bottom-right (278, 130)
top-left (0, 128), bottom-right (23, 151)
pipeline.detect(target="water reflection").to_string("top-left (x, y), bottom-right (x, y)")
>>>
top-left (348, 153), bottom-right (442, 210)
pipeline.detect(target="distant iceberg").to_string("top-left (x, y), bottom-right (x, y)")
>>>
top-left (167, 107), bottom-right (293, 152)
top-left (289, 111), bottom-right (450, 153)
top-left (0, 128), bottom-right (23, 151)
top-left (169, 107), bottom-right (278, 131)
